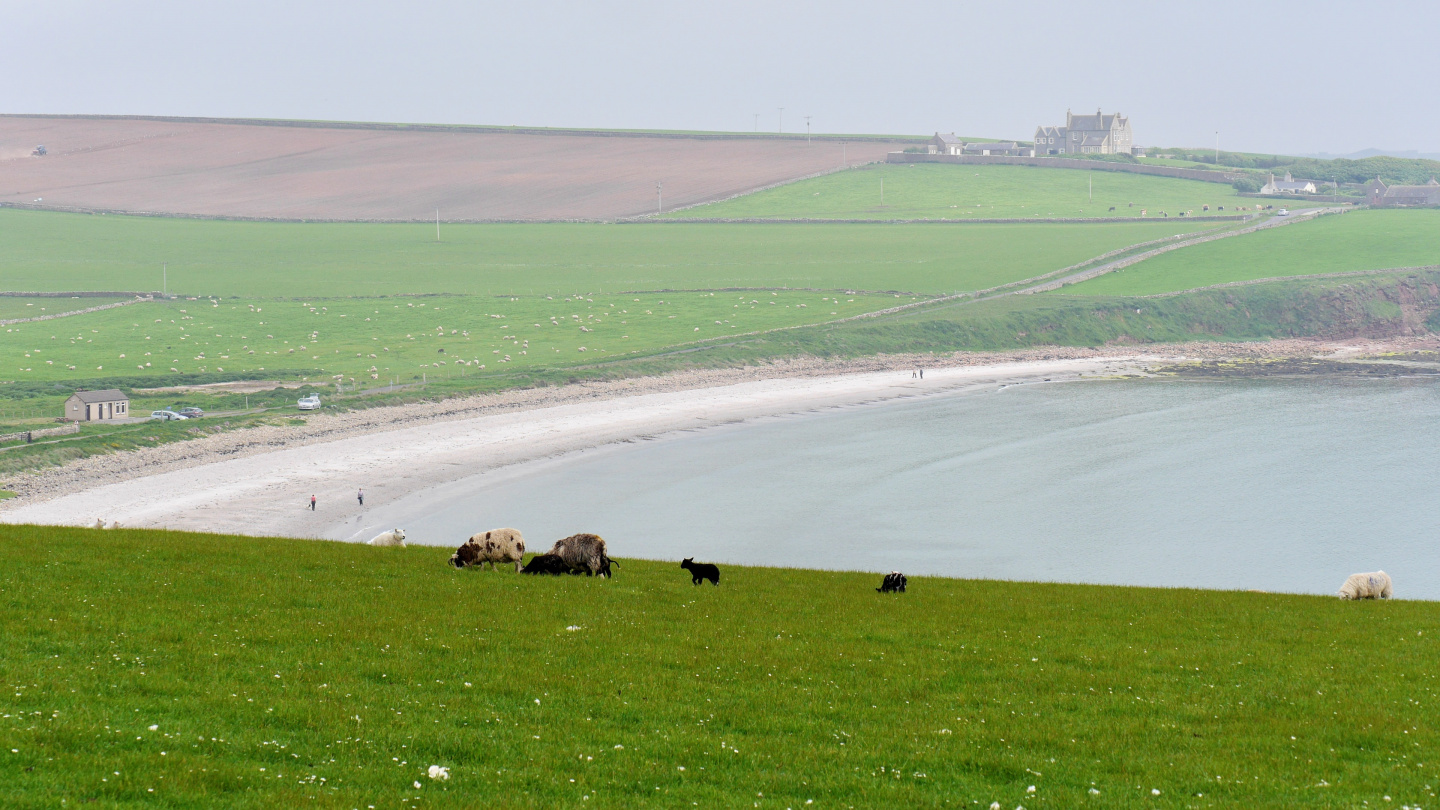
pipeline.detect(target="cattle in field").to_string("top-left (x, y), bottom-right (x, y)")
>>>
top-left (450, 528), bottom-right (526, 572)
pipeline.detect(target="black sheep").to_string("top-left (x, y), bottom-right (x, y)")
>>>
top-left (876, 571), bottom-right (907, 593)
top-left (521, 554), bottom-right (571, 575)
top-left (681, 558), bottom-right (720, 586)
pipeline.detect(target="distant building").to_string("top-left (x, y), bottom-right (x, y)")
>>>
top-left (1260, 172), bottom-right (1317, 195)
top-left (64, 389), bottom-right (130, 421)
top-left (929, 133), bottom-right (963, 155)
top-left (960, 141), bottom-right (1035, 157)
top-left (1364, 177), bottom-right (1440, 207)
top-left (1034, 109), bottom-right (1134, 155)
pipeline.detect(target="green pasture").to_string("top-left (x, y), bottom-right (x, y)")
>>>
top-left (2, 527), bottom-right (1437, 808)
top-left (0, 296), bottom-right (130, 322)
top-left (0, 209), bottom-right (1213, 297)
top-left (1066, 210), bottom-right (1440, 297)
top-left (663, 163), bottom-right (1251, 221)
top-left (0, 291), bottom-right (900, 384)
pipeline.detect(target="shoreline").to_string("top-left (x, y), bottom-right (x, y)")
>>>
top-left (2, 337), bottom-right (1434, 538)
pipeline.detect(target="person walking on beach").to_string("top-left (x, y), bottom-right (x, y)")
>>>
top-left (309, 494), bottom-right (317, 511)
top-left (919, 368), bottom-right (924, 379)
top-left (357, 488), bottom-right (364, 507)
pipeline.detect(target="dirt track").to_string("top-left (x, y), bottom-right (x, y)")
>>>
top-left (0, 116), bottom-right (897, 221)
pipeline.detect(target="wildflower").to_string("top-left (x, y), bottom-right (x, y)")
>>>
top-left (1152, 789), bottom-right (1161, 795)
top-left (1027, 785), bottom-right (1036, 793)
top-left (427, 765), bottom-right (449, 781)
top-left (413, 780), bottom-right (423, 789)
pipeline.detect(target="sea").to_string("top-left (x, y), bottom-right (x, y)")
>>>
top-left (347, 376), bottom-right (1440, 599)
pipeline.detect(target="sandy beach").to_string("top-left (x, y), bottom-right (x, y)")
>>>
top-left (2, 338), bottom-right (1428, 539)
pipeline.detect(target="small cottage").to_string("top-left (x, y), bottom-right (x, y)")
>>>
top-left (64, 389), bottom-right (130, 421)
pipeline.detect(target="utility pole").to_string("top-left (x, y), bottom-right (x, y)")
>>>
top-left (778, 107), bottom-right (784, 134)
top-left (841, 141), bottom-right (847, 168)
top-left (804, 115), bottom-right (812, 145)
top-left (656, 181), bottom-right (663, 214)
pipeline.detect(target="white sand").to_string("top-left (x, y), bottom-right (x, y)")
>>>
top-left (0, 357), bottom-right (1150, 538)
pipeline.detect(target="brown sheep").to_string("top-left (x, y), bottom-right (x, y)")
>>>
top-left (449, 528), bottom-right (526, 572)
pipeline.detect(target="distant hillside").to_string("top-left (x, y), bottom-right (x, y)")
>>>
top-left (1151, 147), bottom-right (1440, 185)
top-left (1302, 148), bottom-right (1440, 161)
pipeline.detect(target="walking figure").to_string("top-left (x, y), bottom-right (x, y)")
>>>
top-left (357, 488), bottom-right (364, 506)
top-left (919, 368), bottom-right (924, 379)
top-left (309, 494), bottom-right (317, 511)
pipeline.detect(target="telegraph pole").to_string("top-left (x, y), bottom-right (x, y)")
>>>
top-left (804, 115), bottom-right (812, 145)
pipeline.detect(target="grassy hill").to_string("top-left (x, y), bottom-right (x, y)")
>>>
top-left (3, 526), bottom-right (1436, 808)
top-left (663, 163), bottom-right (1249, 221)
top-left (1064, 210), bottom-right (1440, 297)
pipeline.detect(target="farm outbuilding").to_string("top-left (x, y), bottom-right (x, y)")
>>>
top-left (64, 389), bottom-right (130, 421)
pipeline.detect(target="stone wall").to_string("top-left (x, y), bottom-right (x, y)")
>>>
top-left (886, 153), bottom-right (1247, 184)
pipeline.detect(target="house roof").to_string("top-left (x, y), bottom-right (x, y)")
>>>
top-left (1035, 126), bottom-right (1064, 137)
top-left (933, 133), bottom-right (961, 144)
top-left (70, 389), bottom-right (127, 403)
top-left (965, 141), bottom-right (1018, 151)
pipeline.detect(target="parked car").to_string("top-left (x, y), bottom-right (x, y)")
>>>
top-left (150, 410), bottom-right (188, 422)
top-left (297, 394), bottom-right (322, 410)
top-left (1276, 208), bottom-right (1289, 216)
top-left (178, 407), bottom-right (205, 419)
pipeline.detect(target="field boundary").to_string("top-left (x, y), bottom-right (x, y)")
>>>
top-left (0, 296), bottom-right (154, 326)
top-left (886, 152), bottom-right (1249, 184)
top-left (0, 113), bottom-right (925, 144)
top-left (1129, 264), bottom-right (1440, 298)
top-left (639, 214), bottom-right (1249, 224)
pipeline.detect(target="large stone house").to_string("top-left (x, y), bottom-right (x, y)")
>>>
top-left (64, 389), bottom-right (130, 421)
top-left (929, 133), bottom-right (963, 155)
top-left (1364, 177), bottom-right (1440, 207)
top-left (1260, 172), bottom-right (1317, 195)
top-left (1034, 109), bottom-right (1133, 155)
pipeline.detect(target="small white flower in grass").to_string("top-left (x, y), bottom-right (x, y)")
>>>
top-left (677, 766), bottom-right (685, 771)
top-left (991, 803), bottom-right (1001, 810)
top-left (1027, 785), bottom-right (1036, 793)
top-left (566, 626), bottom-right (582, 631)
top-left (427, 765), bottom-right (449, 781)
top-left (1152, 789), bottom-right (1161, 795)
top-left (464, 682), bottom-right (472, 688)
top-left (535, 698), bottom-right (541, 705)
top-left (614, 745), bottom-right (624, 750)
top-left (413, 781), bottom-right (422, 789)
top-left (148, 725), bottom-right (158, 731)
top-left (1089, 788), bottom-right (1100, 795)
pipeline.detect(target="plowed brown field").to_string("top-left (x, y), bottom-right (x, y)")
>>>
top-left (0, 116), bottom-right (900, 222)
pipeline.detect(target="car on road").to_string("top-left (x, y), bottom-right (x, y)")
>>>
top-left (297, 394), bottom-right (322, 410)
top-left (150, 410), bottom-right (188, 422)
top-left (178, 407), bottom-right (205, 419)
top-left (1276, 208), bottom-right (1289, 216)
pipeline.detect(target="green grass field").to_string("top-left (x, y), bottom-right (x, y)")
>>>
top-left (1066, 210), bottom-right (1440, 296)
top-left (0, 209), bottom-right (1213, 297)
top-left (664, 164), bottom-right (1251, 221)
top-left (2, 526), bottom-right (1436, 808)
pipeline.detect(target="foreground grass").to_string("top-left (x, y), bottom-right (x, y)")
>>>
top-left (1066, 209), bottom-right (1440, 296)
top-left (2, 527), bottom-right (1437, 808)
top-left (665, 163), bottom-right (1249, 221)
top-left (0, 209), bottom-right (1214, 298)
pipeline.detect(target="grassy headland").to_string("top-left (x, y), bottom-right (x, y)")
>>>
top-left (1, 526), bottom-right (1436, 808)
top-left (664, 163), bottom-right (1249, 221)
top-left (1065, 210), bottom-right (1440, 297)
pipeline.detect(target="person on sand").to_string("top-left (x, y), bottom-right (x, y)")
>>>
top-left (357, 488), bottom-right (364, 507)
top-left (310, 494), bottom-right (316, 511)
top-left (919, 368), bottom-right (924, 379)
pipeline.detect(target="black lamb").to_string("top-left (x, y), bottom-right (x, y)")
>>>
top-left (681, 558), bottom-right (720, 586)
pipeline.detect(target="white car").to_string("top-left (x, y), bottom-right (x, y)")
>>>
top-left (297, 394), bottom-right (322, 410)
top-left (1276, 208), bottom-right (1289, 216)
top-left (150, 410), bottom-right (188, 421)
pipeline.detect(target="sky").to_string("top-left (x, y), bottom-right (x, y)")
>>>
top-left (2, 0), bottom-right (1437, 155)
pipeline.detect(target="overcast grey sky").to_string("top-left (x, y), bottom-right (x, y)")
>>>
top-left (2, 0), bottom-right (1436, 155)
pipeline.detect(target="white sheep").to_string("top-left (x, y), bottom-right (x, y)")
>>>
top-left (450, 528), bottom-right (526, 572)
top-left (367, 528), bottom-right (407, 547)
top-left (1338, 570), bottom-right (1392, 600)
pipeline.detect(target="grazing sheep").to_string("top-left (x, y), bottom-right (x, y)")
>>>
top-left (367, 528), bottom-right (406, 547)
top-left (547, 533), bottom-right (611, 577)
top-left (450, 528), bottom-right (526, 572)
top-left (876, 571), bottom-right (907, 593)
top-left (594, 556), bottom-right (619, 578)
top-left (93, 518), bottom-right (105, 529)
top-left (681, 558), bottom-right (720, 586)
top-left (520, 553), bottom-right (571, 575)
top-left (1338, 570), bottom-right (1393, 600)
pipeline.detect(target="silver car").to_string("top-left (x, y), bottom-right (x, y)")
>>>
top-left (150, 410), bottom-right (188, 422)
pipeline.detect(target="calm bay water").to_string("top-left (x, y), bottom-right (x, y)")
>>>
top-left (352, 377), bottom-right (1440, 598)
